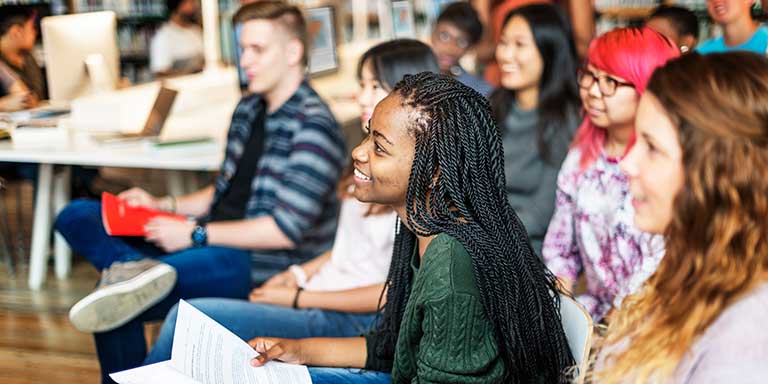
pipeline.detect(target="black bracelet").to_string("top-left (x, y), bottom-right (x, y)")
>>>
top-left (292, 287), bottom-right (304, 309)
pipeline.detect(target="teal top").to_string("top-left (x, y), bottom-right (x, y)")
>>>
top-left (697, 25), bottom-right (768, 55)
top-left (364, 233), bottom-right (505, 383)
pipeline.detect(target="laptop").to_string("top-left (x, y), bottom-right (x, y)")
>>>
top-left (91, 86), bottom-right (178, 143)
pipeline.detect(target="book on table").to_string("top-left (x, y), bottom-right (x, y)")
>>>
top-left (110, 299), bottom-right (312, 384)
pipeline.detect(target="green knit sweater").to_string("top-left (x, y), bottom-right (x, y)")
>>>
top-left (364, 233), bottom-right (505, 383)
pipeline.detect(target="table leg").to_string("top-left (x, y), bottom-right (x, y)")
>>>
top-left (28, 163), bottom-right (53, 290)
top-left (53, 166), bottom-right (72, 280)
top-left (184, 171), bottom-right (199, 193)
top-left (167, 170), bottom-right (185, 196)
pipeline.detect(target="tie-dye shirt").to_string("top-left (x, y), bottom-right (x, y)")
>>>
top-left (542, 148), bottom-right (664, 321)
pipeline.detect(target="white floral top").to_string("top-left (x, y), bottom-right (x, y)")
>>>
top-left (542, 148), bottom-right (665, 321)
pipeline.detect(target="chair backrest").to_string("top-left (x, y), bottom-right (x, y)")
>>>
top-left (559, 294), bottom-right (593, 384)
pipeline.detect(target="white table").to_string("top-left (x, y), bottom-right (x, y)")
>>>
top-left (0, 56), bottom-right (367, 289)
top-left (0, 130), bottom-right (224, 290)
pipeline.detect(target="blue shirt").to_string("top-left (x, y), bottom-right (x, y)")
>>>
top-left (452, 66), bottom-right (493, 97)
top-left (210, 80), bottom-right (346, 282)
top-left (697, 25), bottom-right (768, 55)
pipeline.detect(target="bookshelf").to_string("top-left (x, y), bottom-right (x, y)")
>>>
top-left (70, 0), bottom-right (169, 84)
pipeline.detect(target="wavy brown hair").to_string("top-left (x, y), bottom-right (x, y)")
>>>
top-left (596, 52), bottom-right (768, 382)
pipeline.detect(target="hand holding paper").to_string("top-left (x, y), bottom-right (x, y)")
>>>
top-left (248, 337), bottom-right (306, 367)
top-left (110, 300), bottom-right (312, 384)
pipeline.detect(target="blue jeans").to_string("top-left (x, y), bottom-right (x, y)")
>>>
top-left (55, 199), bottom-right (288, 384)
top-left (145, 298), bottom-right (378, 364)
top-left (309, 368), bottom-right (391, 383)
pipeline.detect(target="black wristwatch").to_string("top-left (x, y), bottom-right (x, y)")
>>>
top-left (191, 224), bottom-right (208, 247)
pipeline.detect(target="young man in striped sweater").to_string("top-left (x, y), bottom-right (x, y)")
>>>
top-left (53, 2), bottom-right (346, 383)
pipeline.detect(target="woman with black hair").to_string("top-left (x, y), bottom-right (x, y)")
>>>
top-left (492, 3), bottom-right (581, 255)
top-left (249, 72), bottom-right (574, 383)
top-left (143, 39), bottom-right (439, 367)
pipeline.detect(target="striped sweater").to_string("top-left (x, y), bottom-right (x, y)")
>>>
top-left (208, 81), bottom-right (346, 282)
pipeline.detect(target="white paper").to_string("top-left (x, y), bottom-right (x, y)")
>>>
top-left (111, 300), bottom-right (311, 384)
top-left (110, 361), bottom-right (201, 384)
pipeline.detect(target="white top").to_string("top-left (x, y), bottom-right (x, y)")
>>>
top-left (305, 198), bottom-right (397, 291)
top-left (150, 22), bottom-right (204, 73)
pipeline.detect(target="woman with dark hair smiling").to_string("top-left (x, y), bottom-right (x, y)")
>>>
top-left (143, 39), bottom-right (439, 367)
top-left (248, 72), bottom-right (574, 383)
top-left (491, 3), bottom-right (581, 255)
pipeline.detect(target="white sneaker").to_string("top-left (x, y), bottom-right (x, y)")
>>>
top-left (69, 259), bottom-right (177, 333)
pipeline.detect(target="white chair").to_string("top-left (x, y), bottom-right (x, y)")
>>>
top-left (559, 293), bottom-right (594, 384)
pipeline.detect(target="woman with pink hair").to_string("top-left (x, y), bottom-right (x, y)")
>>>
top-left (542, 27), bottom-right (679, 322)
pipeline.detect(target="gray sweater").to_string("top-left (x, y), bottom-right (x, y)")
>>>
top-left (502, 104), bottom-right (576, 256)
top-left (597, 282), bottom-right (768, 383)
top-left (671, 282), bottom-right (768, 383)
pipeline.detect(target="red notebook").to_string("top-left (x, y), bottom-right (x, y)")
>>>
top-left (101, 192), bottom-right (186, 236)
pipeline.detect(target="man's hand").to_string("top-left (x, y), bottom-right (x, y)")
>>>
top-left (247, 337), bottom-right (306, 367)
top-left (144, 217), bottom-right (194, 252)
top-left (119, 187), bottom-right (161, 209)
top-left (260, 269), bottom-right (298, 288)
top-left (0, 92), bottom-right (31, 111)
top-left (249, 286), bottom-right (299, 307)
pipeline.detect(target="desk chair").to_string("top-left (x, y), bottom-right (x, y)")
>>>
top-left (560, 293), bottom-right (594, 384)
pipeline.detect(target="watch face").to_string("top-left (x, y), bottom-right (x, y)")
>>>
top-left (192, 226), bottom-right (207, 245)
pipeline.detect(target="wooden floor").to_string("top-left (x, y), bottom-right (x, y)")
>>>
top-left (0, 170), bottom-right (176, 384)
top-left (0, 261), bottom-right (101, 384)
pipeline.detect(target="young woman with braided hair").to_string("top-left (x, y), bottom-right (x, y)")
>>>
top-left (143, 39), bottom-right (438, 366)
top-left (248, 72), bottom-right (574, 383)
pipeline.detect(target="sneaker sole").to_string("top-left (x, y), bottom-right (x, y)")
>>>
top-left (68, 263), bottom-right (177, 333)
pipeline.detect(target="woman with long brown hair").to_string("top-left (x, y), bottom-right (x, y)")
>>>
top-left (596, 51), bottom-right (768, 382)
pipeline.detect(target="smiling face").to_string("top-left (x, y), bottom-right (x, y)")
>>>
top-left (707, 0), bottom-right (753, 24)
top-left (496, 15), bottom-right (543, 93)
top-left (579, 64), bottom-right (640, 129)
top-left (351, 93), bottom-right (416, 211)
top-left (356, 59), bottom-right (390, 130)
top-left (620, 91), bottom-right (684, 234)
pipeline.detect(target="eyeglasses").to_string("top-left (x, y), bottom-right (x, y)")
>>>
top-left (435, 30), bottom-right (470, 49)
top-left (577, 69), bottom-right (634, 96)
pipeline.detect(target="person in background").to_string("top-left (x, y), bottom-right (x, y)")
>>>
top-left (150, 0), bottom-right (204, 77)
top-left (55, 2), bottom-right (346, 383)
top-left (430, 2), bottom-right (492, 96)
top-left (697, 0), bottom-right (767, 54)
top-left (144, 39), bottom-right (439, 365)
top-left (474, 0), bottom-right (595, 87)
top-left (247, 72), bottom-right (574, 383)
top-left (646, 5), bottom-right (700, 53)
top-left (596, 51), bottom-right (768, 383)
top-left (542, 27), bottom-right (679, 323)
top-left (491, 3), bottom-right (580, 256)
top-left (0, 61), bottom-right (34, 111)
top-left (0, 5), bottom-right (43, 105)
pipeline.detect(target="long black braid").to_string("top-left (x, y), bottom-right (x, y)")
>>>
top-left (373, 72), bottom-right (573, 382)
